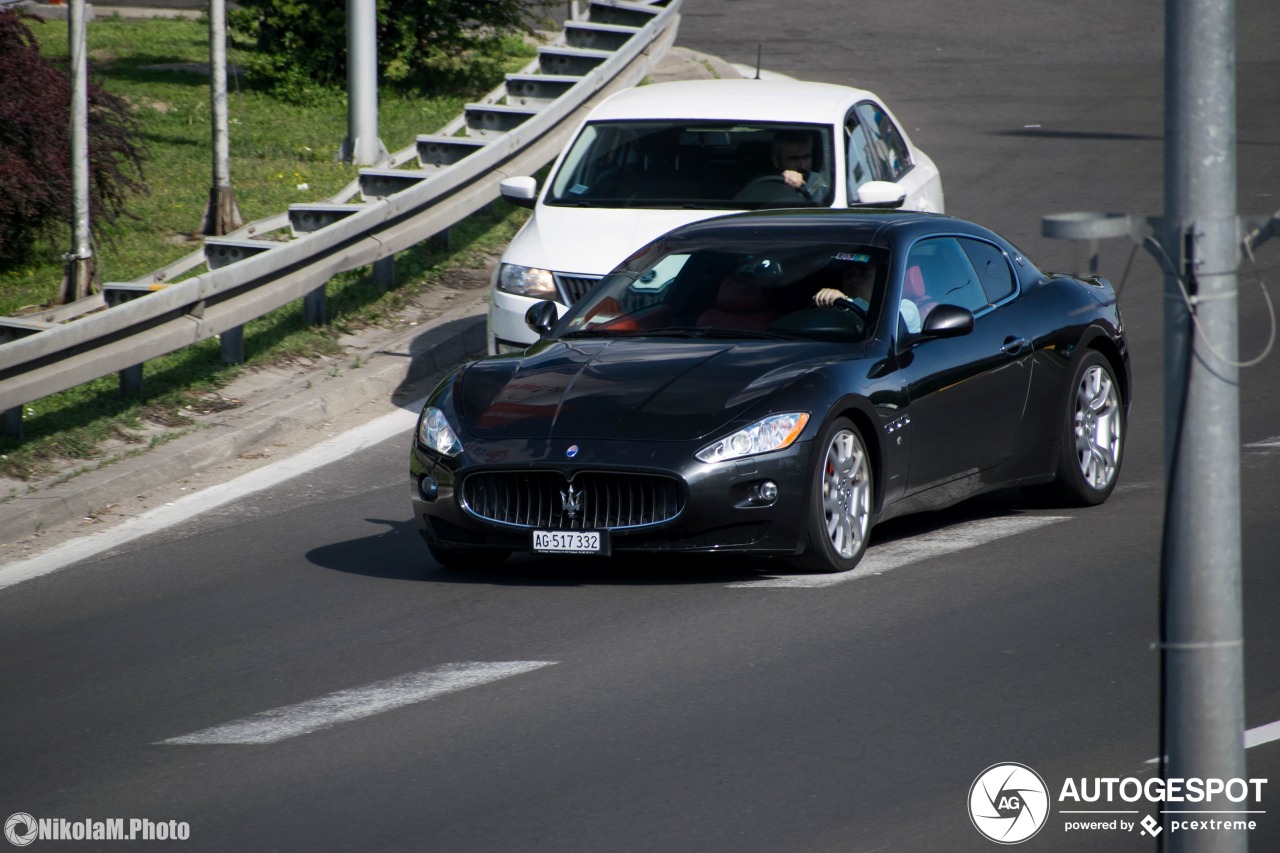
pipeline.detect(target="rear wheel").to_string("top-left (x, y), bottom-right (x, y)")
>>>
top-left (1042, 350), bottom-right (1125, 506)
top-left (792, 417), bottom-right (874, 573)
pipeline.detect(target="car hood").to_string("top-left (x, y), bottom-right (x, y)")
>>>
top-left (457, 338), bottom-right (830, 441)
top-left (503, 206), bottom-right (734, 276)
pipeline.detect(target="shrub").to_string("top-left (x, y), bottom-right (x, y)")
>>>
top-left (0, 9), bottom-right (147, 269)
top-left (231, 0), bottom-right (552, 102)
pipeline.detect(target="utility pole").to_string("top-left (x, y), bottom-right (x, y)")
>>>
top-left (1158, 0), bottom-right (1247, 848)
top-left (1043, 2), bottom-right (1259, 849)
top-left (59, 0), bottom-right (95, 303)
top-left (200, 0), bottom-right (242, 236)
top-left (338, 0), bottom-right (387, 166)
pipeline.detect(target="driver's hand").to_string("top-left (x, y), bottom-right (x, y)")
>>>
top-left (813, 287), bottom-right (844, 306)
top-left (781, 169), bottom-right (805, 189)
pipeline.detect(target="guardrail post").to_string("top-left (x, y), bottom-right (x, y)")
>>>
top-left (304, 285), bottom-right (327, 326)
top-left (220, 326), bottom-right (245, 364)
top-left (119, 364), bottom-right (143, 398)
top-left (373, 256), bottom-right (395, 289)
top-left (2, 407), bottom-right (22, 439)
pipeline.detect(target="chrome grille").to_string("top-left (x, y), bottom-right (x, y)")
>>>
top-left (555, 274), bottom-right (602, 305)
top-left (460, 470), bottom-right (684, 530)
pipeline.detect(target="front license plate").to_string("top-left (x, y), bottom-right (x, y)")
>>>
top-left (531, 529), bottom-right (607, 555)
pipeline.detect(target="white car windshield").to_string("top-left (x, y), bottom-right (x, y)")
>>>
top-left (547, 121), bottom-right (835, 210)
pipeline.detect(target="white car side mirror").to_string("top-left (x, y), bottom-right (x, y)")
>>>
top-left (855, 180), bottom-right (907, 208)
top-left (499, 176), bottom-right (539, 209)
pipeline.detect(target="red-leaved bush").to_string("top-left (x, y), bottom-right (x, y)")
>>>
top-left (0, 9), bottom-right (146, 268)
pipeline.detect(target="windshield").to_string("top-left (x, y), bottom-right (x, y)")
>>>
top-left (555, 240), bottom-right (889, 343)
top-left (547, 121), bottom-right (836, 210)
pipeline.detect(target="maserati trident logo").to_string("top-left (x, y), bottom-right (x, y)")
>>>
top-left (560, 483), bottom-right (584, 519)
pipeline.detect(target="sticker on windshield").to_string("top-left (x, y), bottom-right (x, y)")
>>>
top-left (834, 252), bottom-right (871, 263)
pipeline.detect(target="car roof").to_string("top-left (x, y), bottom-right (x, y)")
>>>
top-left (584, 79), bottom-right (877, 124)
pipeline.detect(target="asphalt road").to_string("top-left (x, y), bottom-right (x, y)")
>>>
top-left (3, 0), bottom-right (1280, 850)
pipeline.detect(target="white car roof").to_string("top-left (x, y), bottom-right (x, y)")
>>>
top-left (585, 78), bottom-right (875, 124)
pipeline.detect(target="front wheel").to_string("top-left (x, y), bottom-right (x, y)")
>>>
top-left (791, 417), bottom-right (874, 573)
top-left (1043, 350), bottom-right (1125, 506)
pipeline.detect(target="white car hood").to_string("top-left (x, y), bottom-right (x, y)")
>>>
top-left (501, 205), bottom-right (735, 277)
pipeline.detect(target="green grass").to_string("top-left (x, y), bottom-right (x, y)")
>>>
top-left (0, 14), bottom-right (533, 481)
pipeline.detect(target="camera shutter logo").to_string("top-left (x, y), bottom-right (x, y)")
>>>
top-left (969, 763), bottom-right (1051, 844)
top-left (5, 814), bottom-right (38, 847)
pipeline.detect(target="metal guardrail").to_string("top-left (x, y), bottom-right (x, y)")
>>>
top-left (0, 0), bottom-right (682, 430)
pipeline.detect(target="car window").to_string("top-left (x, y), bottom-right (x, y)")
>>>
top-left (855, 102), bottom-right (912, 179)
top-left (903, 237), bottom-right (988, 317)
top-left (560, 241), bottom-right (890, 342)
top-left (845, 118), bottom-right (881, 199)
top-left (959, 238), bottom-right (1016, 304)
top-left (546, 120), bottom-right (835, 209)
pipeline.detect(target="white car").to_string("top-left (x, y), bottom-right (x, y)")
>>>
top-left (488, 78), bottom-right (944, 353)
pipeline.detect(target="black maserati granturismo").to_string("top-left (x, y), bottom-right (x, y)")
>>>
top-left (410, 209), bottom-right (1129, 572)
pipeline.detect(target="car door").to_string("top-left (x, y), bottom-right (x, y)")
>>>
top-left (899, 236), bottom-right (1033, 494)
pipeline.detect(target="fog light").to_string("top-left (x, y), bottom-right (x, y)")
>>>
top-left (758, 480), bottom-right (779, 502)
top-left (418, 474), bottom-right (439, 502)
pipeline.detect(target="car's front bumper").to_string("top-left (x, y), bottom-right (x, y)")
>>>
top-left (410, 436), bottom-right (814, 558)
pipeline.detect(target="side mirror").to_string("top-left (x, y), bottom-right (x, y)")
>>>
top-left (918, 304), bottom-right (974, 339)
top-left (500, 176), bottom-right (538, 210)
top-left (525, 300), bottom-right (559, 335)
top-left (855, 180), bottom-right (907, 208)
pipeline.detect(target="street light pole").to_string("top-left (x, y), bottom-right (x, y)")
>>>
top-left (1159, 0), bottom-right (1247, 849)
top-left (339, 0), bottom-right (387, 166)
top-left (60, 0), bottom-right (94, 303)
top-left (200, 0), bottom-right (242, 236)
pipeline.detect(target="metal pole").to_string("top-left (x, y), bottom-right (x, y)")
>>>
top-left (200, 0), bottom-right (243, 236)
top-left (60, 0), bottom-right (94, 303)
top-left (1160, 0), bottom-right (1246, 849)
top-left (340, 0), bottom-right (387, 166)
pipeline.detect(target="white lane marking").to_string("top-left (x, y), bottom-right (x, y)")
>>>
top-left (1245, 436), bottom-right (1280, 448)
top-left (158, 661), bottom-right (556, 745)
top-left (1246, 719), bottom-right (1280, 750)
top-left (729, 516), bottom-right (1070, 589)
top-left (1144, 720), bottom-right (1280, 764)
top-left (0, 404), bottom-right (422, 593)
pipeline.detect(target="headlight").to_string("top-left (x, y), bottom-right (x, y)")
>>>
top-left (417, 406), bottom-right (463, 457)
top-left (695, 412), bottom-right (810, 463)
top-left (497, 263), bottom-right (556, 298)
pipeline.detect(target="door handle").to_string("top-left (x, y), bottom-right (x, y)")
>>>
top-left (1001, 336), bottom-right (1029, 355)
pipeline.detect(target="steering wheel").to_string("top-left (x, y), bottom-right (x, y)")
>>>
top-left (734, 174), bottom-right (815, 204)
top-left (829, 296), bottom-right (868, 321)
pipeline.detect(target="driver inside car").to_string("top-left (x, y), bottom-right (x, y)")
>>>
top-left (735, 131), bottom-right (828, 204)
top-left (812, 257), bottom-right (922, 333)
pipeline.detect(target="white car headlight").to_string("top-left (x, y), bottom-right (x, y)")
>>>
top-left (418, 406), bottom-right (463, 457)
top-left (497, 263), bottom-right (557, 299)
top-left (695, 412), bottom-right (810, 463)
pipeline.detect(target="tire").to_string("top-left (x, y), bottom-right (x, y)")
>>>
top-left (1044, 350), bottom-right (1125, 506)
top-left (792, 417), bottom-right (874, 573)
top-left (426, 539), bottom-right (510, 570)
